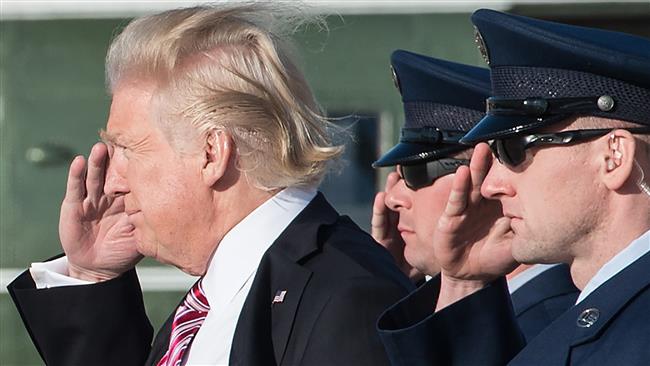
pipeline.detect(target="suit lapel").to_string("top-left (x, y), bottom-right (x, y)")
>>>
top-left (145, 313), bottom-right (174, 366)
top-left (268, 254), bottom-right (312, 363)
top-left (230, 193), bottom-right (339, 366)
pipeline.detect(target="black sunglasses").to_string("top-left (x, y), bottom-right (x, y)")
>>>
top-left (490, 127), bottom-right (650, 167)
top-left (399, 158), bottom-right (469, 190)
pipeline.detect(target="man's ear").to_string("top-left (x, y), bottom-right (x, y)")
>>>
top-left (202, 129), bottom-right (232, 187)
top-left (601, 129), bottom-right (636, 191)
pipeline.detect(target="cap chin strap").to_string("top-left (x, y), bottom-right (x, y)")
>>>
top-left (634, 159), bottom-right (650, 197)
top-left (485, 96), bottom-right (616, 117)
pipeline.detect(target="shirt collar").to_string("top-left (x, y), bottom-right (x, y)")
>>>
top-left (201, 187), bottom-right (317, 313)
top-left (576, 229), bottom-right (650, 304)
top-left (507, 263), bottom-right (561, 294)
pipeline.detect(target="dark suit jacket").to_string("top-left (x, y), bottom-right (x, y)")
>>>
top-left (379, 252), bottom-right (650, 366)
top-left (510, 264), bottom-right (579, 342)
top-left (8, 193), bottom-right (414, 366)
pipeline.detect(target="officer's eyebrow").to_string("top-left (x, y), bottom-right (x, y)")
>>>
top-left (99, 129), bottom-right (128, 146)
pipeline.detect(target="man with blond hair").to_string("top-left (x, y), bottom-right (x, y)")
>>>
top-left (8, 5), bottom-right (412, 366)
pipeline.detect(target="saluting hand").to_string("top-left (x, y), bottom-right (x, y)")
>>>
top-left (372, 171), bottom-right (424, 282)
top-left (59, 142), bottom-right (142, 282)
top-left (433, 143), bottom-right (518, 311)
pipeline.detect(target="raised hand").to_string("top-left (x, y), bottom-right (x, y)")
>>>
top-left (434, 143), bottom-right (518, 310)
top-left (372, 171), bottom-right (424, 281)
top-left (59, 142), bottom-right (142, 282)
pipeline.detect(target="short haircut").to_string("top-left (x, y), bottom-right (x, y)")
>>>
top-left (570, 116), bottom-right (650, 162)
top-left (106, 4), bottom-right (343, 190)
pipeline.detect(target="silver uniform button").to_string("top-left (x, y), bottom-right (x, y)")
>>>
top-left (597, 95), bottom-right (615, 112)
top-left (577, 308), bottom-right (600, 328)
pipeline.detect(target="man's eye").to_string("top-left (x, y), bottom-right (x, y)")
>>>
top-left (118, 145), bottom-right (131, 158)
top-left (110, 144), bottom-right (129, 159)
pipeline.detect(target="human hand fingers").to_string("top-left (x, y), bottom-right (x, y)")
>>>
top-left (105, 194), bottom-right (127, 216)
top-left (108, 209), bottom-right (136, 239)
top-left (372, 171), bottom-right (402, 242)
top-left (443, 165), bottom-right (471, 218)
top-left (484, 216), bottom-right (518, 275)
top-left (469, 143), bottom-right (492, 203)
top-left (63, 155), bottom-right (87, 203)
top-left (86, 143), bottom-right (108, 205)
top-left (489, 215), bottom-right (512, 243)
top-left (383, 172), bottom-right (402, 232)
top-left (385, 170), bottom-right (401, 191)
top-left (371, 192), bottom-right (389, 241)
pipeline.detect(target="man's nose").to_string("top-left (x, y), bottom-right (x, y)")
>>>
top-left (104, 157), bottom-right (129, 197)
top-left (480, 160), bottom-right (516, 200)
top-left (385, 178), bottom-right (412, 211)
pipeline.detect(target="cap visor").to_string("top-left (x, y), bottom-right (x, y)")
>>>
top-left (373, 142), bottom-right (467, 167)
top-left (460, 113), bottom-right (567, 144)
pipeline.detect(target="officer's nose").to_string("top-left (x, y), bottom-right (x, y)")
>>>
top-left (480, 160), bottom-right (515, 200)
top-left (385, 171), bottom-right (412, 211)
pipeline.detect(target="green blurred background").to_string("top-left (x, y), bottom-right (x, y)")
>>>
top-left (1, 2), bottom-right (649, 364)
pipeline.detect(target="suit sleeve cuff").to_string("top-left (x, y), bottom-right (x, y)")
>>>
top-left (30, 256), bottom-right (93, 288)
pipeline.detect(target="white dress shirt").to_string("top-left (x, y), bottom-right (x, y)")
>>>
top-left (507, 264), bottom-right (561, 295)
top-left (30, 256), bottom-right (93, 288)
top-left (29, 186), bottom-right (317, 366)
top-left (186, 187), bottom-right (315, 365)
top-left (576, 229), bottom-right (650, 304)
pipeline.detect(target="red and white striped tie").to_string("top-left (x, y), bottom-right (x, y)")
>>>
top-left (157, 279), bottom-right (210, 366)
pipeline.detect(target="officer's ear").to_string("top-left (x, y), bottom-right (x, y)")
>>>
top-left (600, 129), bottom-right (636, 191)
top-left (201, 128), bottom-right (233, 187)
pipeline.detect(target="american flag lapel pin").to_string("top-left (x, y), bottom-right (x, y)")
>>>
top-left (272, 290), bottom-right (287, 305)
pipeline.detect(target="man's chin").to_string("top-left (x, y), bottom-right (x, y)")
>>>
top-left (510, 237), bottom-right (533, 262)
top-left (404, 250), bottom-right (435, 275)
top-left (511, 245), bottom-right (549, 265)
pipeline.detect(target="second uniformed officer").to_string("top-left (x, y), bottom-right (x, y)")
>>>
top-left (426, 8), bottom-right (650, 366)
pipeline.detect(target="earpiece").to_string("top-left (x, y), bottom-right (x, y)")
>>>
top-left (606, 159), bottom-right (616, 171)
top-left (609, 134), bottom-right (623, 166)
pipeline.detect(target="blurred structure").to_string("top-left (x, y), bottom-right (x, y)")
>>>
top-left (0, 1), bottom-right (648, 364)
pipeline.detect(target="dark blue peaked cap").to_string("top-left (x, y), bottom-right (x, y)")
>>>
top-left (373, 50), bottom-right (490, 167)
top-left (462, 8), bottom-right (650, 143)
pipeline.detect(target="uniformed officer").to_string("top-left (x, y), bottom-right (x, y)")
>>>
top-left (370, 49), bottom-right (489, 282)
top-left (421, 8), bottom-right (650, 366)
top-left (371, 50), bottom-right (579, 365)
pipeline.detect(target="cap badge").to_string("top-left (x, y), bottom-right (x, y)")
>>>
top-left (474, 27), bottom-right (490, 65)
top-left (390, 65), bottom-right (402, 94)
top-left (597, 95), bottom-right (615, 112)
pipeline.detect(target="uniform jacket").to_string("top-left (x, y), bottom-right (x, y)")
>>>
top-left (9, 193), bottom-right (414, 366)
top-left (376, 264), bottom-right (578, 366)
top-left (378, 252), bottom-right (650, 365)
top-left (510, 264), bottom-right (579, 342)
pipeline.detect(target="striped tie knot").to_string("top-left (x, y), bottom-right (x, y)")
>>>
top-left (157, 279), bottom-right (210, 366)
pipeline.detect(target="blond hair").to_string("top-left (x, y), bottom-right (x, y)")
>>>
top-left (105, 4), bottom-right (343, 190)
